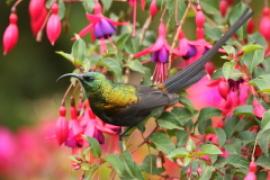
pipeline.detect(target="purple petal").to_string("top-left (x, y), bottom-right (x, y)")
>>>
top-left (100, 19), bottom-right (116, 39)
top-left (158, 47), bottom-right (169, 63)
top-left (182, 45), bottom-right (197, 59)
top-left (94, 22), bottom-right (104, 39)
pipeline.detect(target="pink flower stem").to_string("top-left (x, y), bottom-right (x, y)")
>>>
top-left (251, 136), bottom-right (259, 162)
top-left (132, 0), bottom-right (137, 36)
top-left (11, 0), bottom-right (23, 12)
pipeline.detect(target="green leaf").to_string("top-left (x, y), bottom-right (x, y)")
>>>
top-left (222, 62), bottom-right (243, 80)
top-left (226, 155), bottom-right (249, 171)
top-left (205, 23), bottom-right (222, 41)
top-left (248, 32), bottom-right (267, 47)
top-left (257, 128), bottom-right (270, 155)
top-left (126, 60), bottom-right (145, 74)
top-left (261, 110), bottom-right (270, 130)
top-left (241, 48), bottom-right (264, 74)
top-left (106, 152), bottom-right (144, 180)
top-left (71, 39), bottom-right (87, 65)
top-left (121, 152), bottom-right (144, 180)
top-left (215, 128), bottom-right (226, 146)
top-left (199, 166), bottom-right (214, 180)
top-left (150, 132), bottom-right (175, 154)
top-left (256, 155), bottom-right (270, 169)
top-left (176, 130), bottom-right (188, 147)
top-left (106, 154), bottom-right (125, 177)
top-left (101, 0), bottom-right (113, 10)
top-left (198, 108), bottom-right (221, 134)
top-left (168, 148), bottom-right (189, 159)
top-left (250, 74), bottom-right (270, 93)
top-left (85, 136), bottom-right (101, 157)
top-left (242, 44), bottom-right (263, 54)
top-left (233, 105), bottom-right (253, 116)
top-left (223, 45), bottom-right (236, 55)
top-left (200, 0), bottom-right (219, 15)
top-left (58, 0), bottom-right (66, 19)
top-left (157, 107), bottom-right (192, 128)
top-left (82, 0), bottom-right (95, 12)
top-left (201, 144), bottom-right (222, 155)
top-left (140, 154), bottom-right (164, 175)
top-left (228, 2), bottom-right (246, 30)
top-left (98, 57), bottom-right (122, 82)
top-left (56, 51), bottom-right (74, 64)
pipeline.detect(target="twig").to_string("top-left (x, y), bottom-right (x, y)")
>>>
top-left (251, 135), bottom-right (259, 162)
top-left (168, 0), bottom-right (192, 69)
top-left (11, 0), bottom-right (23, 12)
top-left (139, 16), bottom-right (152, 44)
top-left (61, 83), bottom-right (74, 105)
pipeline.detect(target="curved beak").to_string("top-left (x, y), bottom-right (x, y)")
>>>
top-left (57, 73), bottom-right (83, 82)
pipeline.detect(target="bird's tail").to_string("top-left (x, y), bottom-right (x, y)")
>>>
top-left (164, 8), bottom-right (253, 93)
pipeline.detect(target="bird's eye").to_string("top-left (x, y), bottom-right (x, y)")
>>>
top-left (83, 76), bottom-right (94, 81)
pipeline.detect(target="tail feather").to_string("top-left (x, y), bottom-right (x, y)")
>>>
top-left (165, 8), bottom-right (253, 93)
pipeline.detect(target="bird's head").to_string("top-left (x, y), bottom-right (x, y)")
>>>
top-left (57, 71), bottom-right (107, 94)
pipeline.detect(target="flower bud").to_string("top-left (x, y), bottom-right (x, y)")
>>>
top-left (149, 0), bottom-right (158, 17)
top-left (247, 19), bottom-right (255, 34)
top-left (2, 13), bottom-right (19, 55)
top-left (259, 7), bottom-right (270, 41)
top-left (55, 106), bottom-right (69, 145)
top-left (204, 62), bottom-right (215, 75)
top-left (29, 0), bottom-right (45, 22)
top-left (219, 0), bottom-right (228, 17)
top-left (244, 162), bottom-right (257, 180)
top-left (195, 9), bottom-right (205, 28)
top-left (46, 3), bottom-right (62, 45)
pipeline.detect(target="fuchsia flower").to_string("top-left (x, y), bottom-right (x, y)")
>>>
top-left (46, 3), bottom-right (62, 45)
top-left (55, 106), bottom-right (69, 145)
top-left (2, 13), bottom-right (19, 55)
top-left (56, 100), bottom-right (120, 150)
top-left (219, 0), bottom-right (229, 17)
top-left (149, 0), bottom-right (159, 17)
top-left (134, 23), bottom-right (177, 83)
top-left (244, 162), bottom-right (257, 180)
top-left (177, 31), bottom-right (211, 68)
top-left (259, 7), bottom-right (270, 41)
top-left (29, 0), bottom-right (47, 37)
top-left (75, 3), bottom-right (126, 41)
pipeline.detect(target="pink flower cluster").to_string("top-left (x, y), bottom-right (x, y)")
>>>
top-left (55, 100), bottom-right (120, 152)
top-left (0, 122), bottom-right (70, 179)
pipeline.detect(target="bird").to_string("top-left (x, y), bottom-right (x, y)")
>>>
top-left (58, 8), bottom-right (252, 127)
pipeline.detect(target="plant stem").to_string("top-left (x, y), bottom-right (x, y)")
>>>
top-left (168, 0), bottom-right (192, 69)
top-left (11, 0), bottom-right (23, 12)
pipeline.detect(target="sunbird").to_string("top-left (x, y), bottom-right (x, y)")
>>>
top-left (58, 9), bottom-right (252, 127)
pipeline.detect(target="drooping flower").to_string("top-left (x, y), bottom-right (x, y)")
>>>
top-left (29, 0), bottom-right (47, 37)
top-left (219, 0), bottom-right (229, 17)
top-left (259, 7), bottom-right (270, 41)
top-left (46, 3), bottom-right (62, 45)
top-left (55, 106), bottom-right (69, 145)
top-left (244, 162), bottom-right (257, 180)
top-left (2, 13), bottom-right (19, 55)
top-left (247, 19), bottom-right (255, 34)
top-left (75, 3), bottom-right (126, 41)
top-left (177, 31), bottom-right (211, 68)
top-left (134, 23), bottom-right (177, 83)
top-left (149, 0), bottom-right (159, 17)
